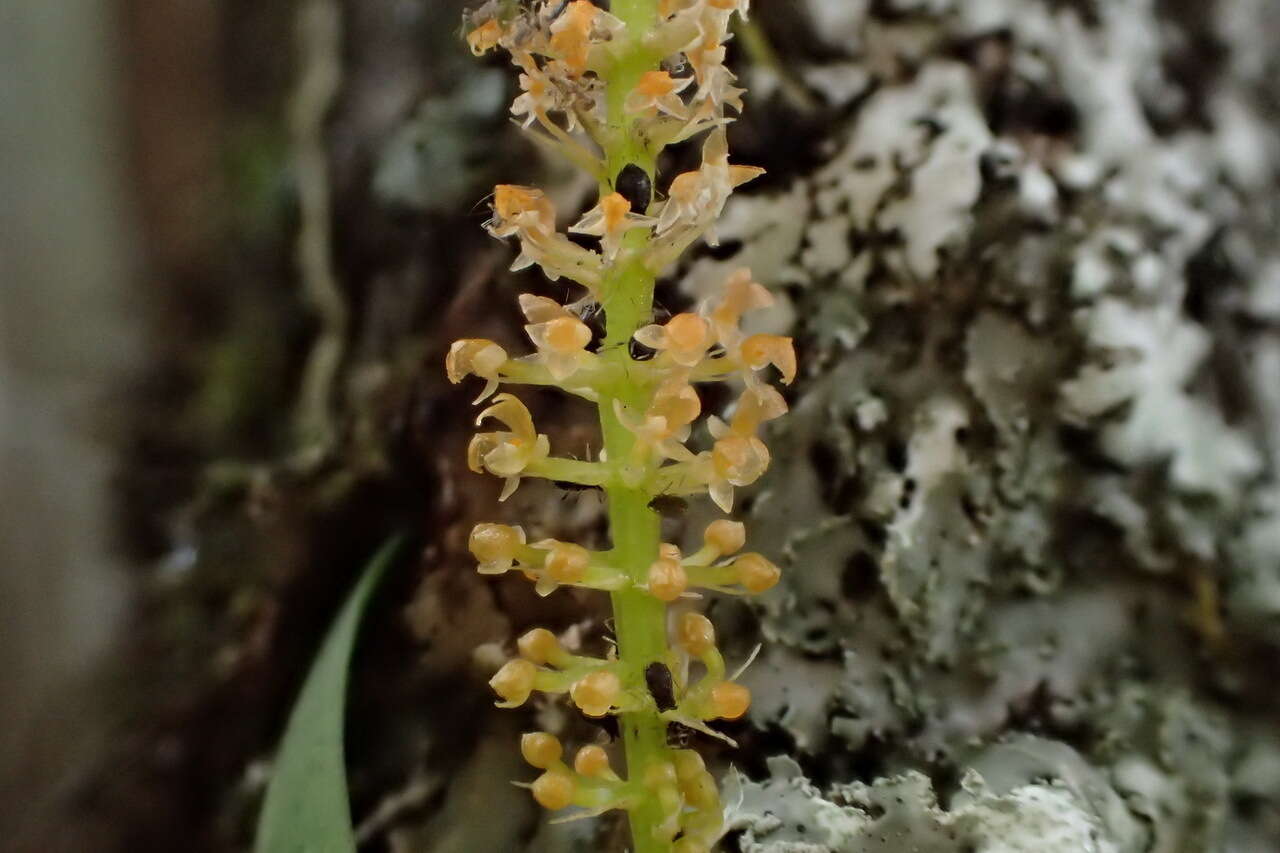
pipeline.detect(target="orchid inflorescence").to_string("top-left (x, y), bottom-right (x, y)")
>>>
top-left (451, 1), bottom-right (790, 850)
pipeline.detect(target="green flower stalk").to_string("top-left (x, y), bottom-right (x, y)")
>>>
top-left (450, 1), bottom-right (791, 850)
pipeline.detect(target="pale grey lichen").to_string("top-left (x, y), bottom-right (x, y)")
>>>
top-left (723, 755), bottom-right (1125, 852)
top-left (671, 0), bottom-right (1280, 849)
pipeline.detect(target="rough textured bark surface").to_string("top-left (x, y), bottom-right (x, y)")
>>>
top-left (12, 1), bottom-right (1280, 851)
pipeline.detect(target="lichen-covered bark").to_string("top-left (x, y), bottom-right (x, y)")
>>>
top-left (712, 1), bottom-right (1280, 851)
top-left (32, 1), bottom-right (1280, 851)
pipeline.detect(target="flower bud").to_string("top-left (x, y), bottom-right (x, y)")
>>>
top-left (671, 749), bottom-right (706, 782)
top-left (545, 542), bottom-right (590, 583)
top-left (531, 770), bottom-right (576, 811)
top-left (681, 769), bottom-right (720, 810)
top-left (643, 760), bottom-right (678, 790)
top-left (735, 553), bottom-right (781, 593)
top-left (648, 557), bottom-right (688, 602)
top-left (704, 519), bottom-right (745, 555)
top-left (570, 670), bottom-right (620, 717)
top-left (490, 659), bottom-right (538, 707)
top-left (469, 523), bottom-right (525, 574)
top-left (520, 732), bottom-right (563, 769)
top-left (573, 744), bottom-right (611, 777)
top-left (677, 612), bottom-right (716, 656)
top-left (517, 628), bottom-right (562, 665)
top-left (710, 681), bottom-right (751, 720)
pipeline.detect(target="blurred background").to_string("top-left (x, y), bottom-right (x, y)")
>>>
top-left (4, 1), bottom-right (1280, 852)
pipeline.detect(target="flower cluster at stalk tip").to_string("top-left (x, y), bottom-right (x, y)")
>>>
top-left (449, 1), bottom-right (789, 851)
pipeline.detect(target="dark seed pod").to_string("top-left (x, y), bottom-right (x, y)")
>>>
top-left (645, 662), bottom-right (678, 711)
top-left (647, 495), bottom-right (688, 518)
top-left (615, 163), bottom-right (652, 213)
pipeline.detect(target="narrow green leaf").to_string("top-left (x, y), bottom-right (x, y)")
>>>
top-left (254, 536), bottom-right (405, 853)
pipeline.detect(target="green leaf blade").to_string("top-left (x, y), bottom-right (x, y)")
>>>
top-left (254, 536), bottom-right (404, 853)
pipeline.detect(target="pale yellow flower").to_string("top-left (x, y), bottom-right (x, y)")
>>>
top-left (633, 312), bottom-right (713, 368)
top-left (570, 192), bottom-right (655, 261)
top-left (518, 294), bottom-right (593, 381)
top-left (446, 338), bottom-right (509, 402)
top-left (468, 394), bottom-right (551, 500)
top-left (625, 70), bottom-right (694, 119)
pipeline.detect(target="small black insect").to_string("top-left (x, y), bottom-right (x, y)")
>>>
top-left (666, 720), bottom-right (697, 749)
top-left (615, 163), bottom-right (653, 213)
top-left (645, 662), bottom-right (678, 712)
top-left (647, 494), bottom-right (688, 518)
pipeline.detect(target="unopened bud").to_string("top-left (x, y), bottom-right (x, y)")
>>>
top-left (490, 659), bottom-right (537, 707)
top-left (681, 769), bottom-right (720, 810)
top-left (643, 760), bottom-right (678, 790)
top-left (520, 732), bottom-right (563, 769)
top-left (704, 519), bottom-right (746, 555)
top-left (517, 628), bottom-right (562, 665)
top-left (545, 542), bottom-right (590, 583)
top-left (648, 557), bottom-right (688, 602)
top-left (677, 612), bottom-right (716, 656)
top-left (570, 670), bottom-right (620, 717)
top-left (531, 770), bottom-right (576, 811)
top-left (469, 523), bottom-right (524, 573)
top-left (672, 749), bottom-right (706, 782)
top-left (710, 681), bottom-right (751, 720)
top-left (735, 552), bottom-right (781, 593)
top-left (573, 744), bottom-right (611, 777)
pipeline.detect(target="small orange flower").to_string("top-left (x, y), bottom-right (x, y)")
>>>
top-left (625, 70), bottom-right (694, 118)
top-left (739, 334), bottom-right (797, 385)
top-left (633, 313), bottom-right (713, 368)
top-left (490, 185), bottom-right (556, 238)
top-left (655, 130), bottom-right (763, 234)
top-left (695, 433), bottom-right (770, 512)
top-left (446, 338), bottom-right (508, 402)
top-left (549, 0), bottom-right (601, 73)
top-left (518, 294), bottom-right (593, 381)
top-left (468, 394), bottom-right (551, 500)
top-left (708, 268), bottom-right (773, 348)
top-left (466, 18), bottom-right (503, 55)
top-left (570, 191), bottom-right (655, 261)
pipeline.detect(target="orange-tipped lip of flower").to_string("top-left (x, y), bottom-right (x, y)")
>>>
top-left (467, 19), bottom-right (502, 55)
top-left (666, 313), bottom-right (710, 350)
top-left (636, 70), bottom-right (679, 97)
top-left (601, 193), bottom-right (631, 229)
top-left (740, 334), bottom-right (797, 384)
top-left (542, 316), bottom-right (591, 352)
top-left (494, 185), bottom-right (549, 221)
top-left (667, 171), bottom-right (701, 201)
